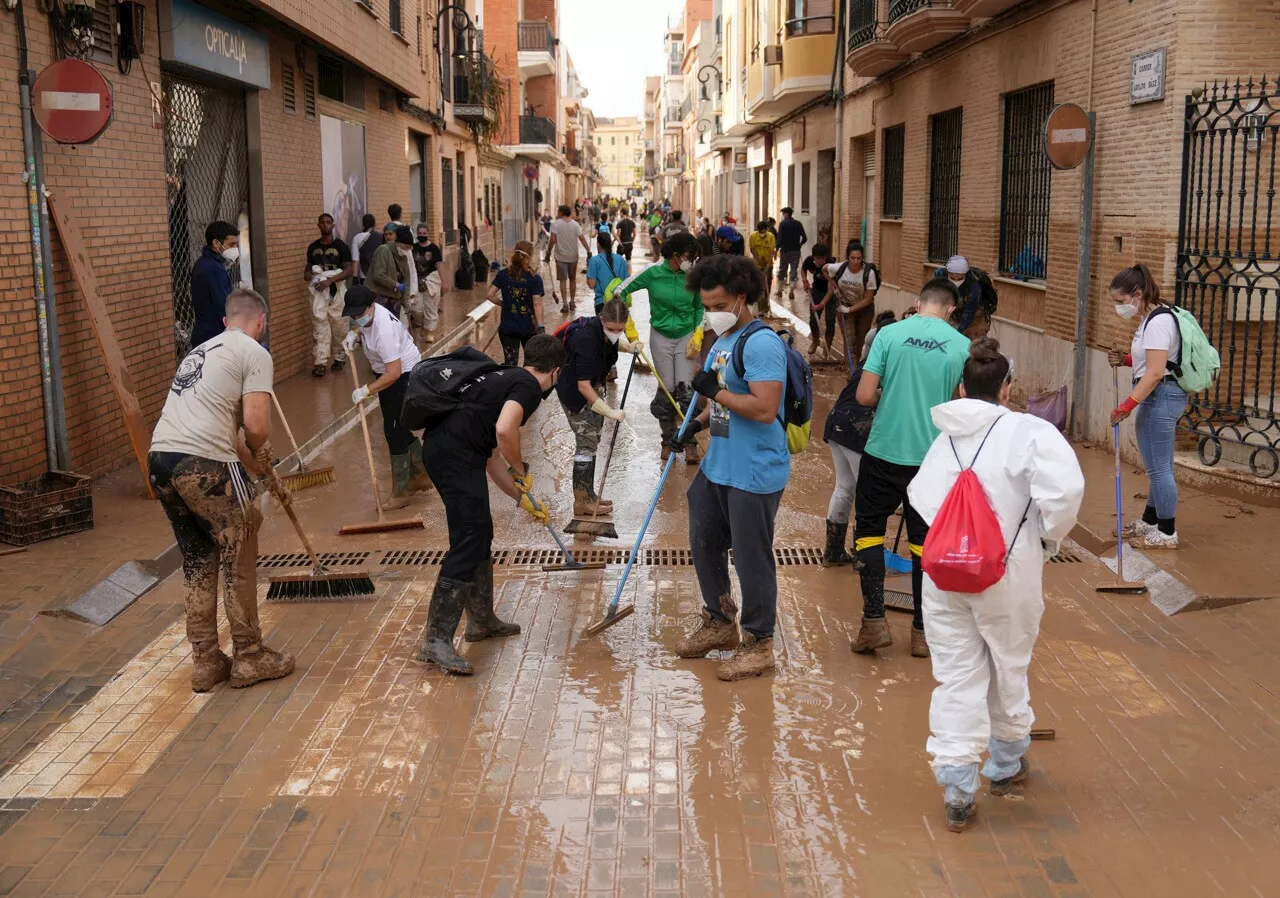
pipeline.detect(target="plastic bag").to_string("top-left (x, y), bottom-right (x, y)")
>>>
top-left (1027, 384), bottom-right (1067, 432)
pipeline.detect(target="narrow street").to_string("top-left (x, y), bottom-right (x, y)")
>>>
top-left (0, 238), bottom-right (1278, 898)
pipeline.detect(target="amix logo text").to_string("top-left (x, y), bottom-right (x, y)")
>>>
top-left (904, 336), bottom-right (950, 353)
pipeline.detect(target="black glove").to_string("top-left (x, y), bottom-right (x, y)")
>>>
top-left (691, 367), bottom-right (722, 401)
top-left (666, 419), bottom-right (703, 453)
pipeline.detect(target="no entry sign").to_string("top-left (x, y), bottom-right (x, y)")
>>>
top-left (32, 59), bottom-right (114, 145)
top-left (1043, 103), bottom-right (1092, 171)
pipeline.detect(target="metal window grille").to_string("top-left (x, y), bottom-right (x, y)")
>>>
top-left (441, 157), bottom-right (455, 245)
top-left (848, 0), bottom-right (877, 49)
top-left (928, 107), bottom-right (963, 262)
top-left (999, 82), bottom-right (1053, 279)
top-left (302, 71), bottom-right (317, 119)
top-left (318, 55), bottom-right (344, 102)
top-left (390, 0), bottom-right (403, 35)
top-left (281, 63), bottom-right (296, 113)
top-left (882, 125), bottom-right (905, 218)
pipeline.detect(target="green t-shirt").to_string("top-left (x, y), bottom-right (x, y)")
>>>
top-left (862, 315), bottom-right (969, 466)
top-left (620, 262), bottom-right (702, 339)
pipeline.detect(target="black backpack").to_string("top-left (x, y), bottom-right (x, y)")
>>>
top-left (357, 229), bottom-right (383, 277)
top-left (400, 347), bottom-right (500, 431)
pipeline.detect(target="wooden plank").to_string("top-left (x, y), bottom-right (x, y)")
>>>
top-left (47, 194), bottom-right (154, 498)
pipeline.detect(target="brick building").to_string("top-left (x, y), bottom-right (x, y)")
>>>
top-left (838, 0), bottom-right (1280, 457)
top-left (0, 0), bottom-right (494, 485)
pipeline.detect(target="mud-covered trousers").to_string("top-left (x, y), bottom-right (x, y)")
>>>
top-left (687, 470), bottom-right (783, 639)
top-left (148, 452), bottom-right (264, 656)
top-left (421, 438), bottom-right (491, 582)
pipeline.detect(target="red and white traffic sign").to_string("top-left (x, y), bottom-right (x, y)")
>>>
top-left (32, 59), bottom-right (114, 145)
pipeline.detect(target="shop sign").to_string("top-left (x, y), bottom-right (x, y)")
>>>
top-left (746, 134), bottom-right (771, 168)
top-left (1130, 49), bottom-right (1166, 105)
top-left (159, 0), bottom-right (271, 89)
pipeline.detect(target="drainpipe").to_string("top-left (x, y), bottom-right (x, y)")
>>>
top-left (830, 0), bottom-right (846, 250)
top-left (16, 0), bottom-right (71, 471)
top-left (1069, 0), bottom-right (1100, 439)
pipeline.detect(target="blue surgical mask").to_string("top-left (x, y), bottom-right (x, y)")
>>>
top-left (355, 313), bottom-right (373, 328)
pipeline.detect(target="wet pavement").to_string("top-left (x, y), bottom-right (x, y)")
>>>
top-left (3, 244), bottom-right (1280, 895)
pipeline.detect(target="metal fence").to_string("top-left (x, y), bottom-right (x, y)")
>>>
top-left (998, 82), bottom-right (1053, 279)
top-left (888, 0), bottom-right (933, 23)
top-left (881, 124), bottom-right (905, 218)
top-left (849, 0), bottom-right (878, 49)
top-left (928, 107), bottom-right (963, 262)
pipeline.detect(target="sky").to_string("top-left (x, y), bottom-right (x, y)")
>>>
top-left (559, 0), bottom-right (686, 119)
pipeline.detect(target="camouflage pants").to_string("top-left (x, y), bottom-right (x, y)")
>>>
top-left (563, 401), bottom-right (604, 462)
top-left (149, 452), bottom-right (263, 657)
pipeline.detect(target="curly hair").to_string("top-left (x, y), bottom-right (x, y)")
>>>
top-left (684, 254), bottom-right (765, 304)
top-left (660, 231), bottom-right (700, 260)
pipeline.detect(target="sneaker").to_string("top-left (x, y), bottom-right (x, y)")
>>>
top-left (230, 645), bottom-right (296, 689)
top-left (989, 757), bottom-right (1030, 796)
top-left (1128, 529), bottom-right (1179, 550)
top-left (850, 617), bottom-right (892, 654)
top-left (1121, 519), bottom-right (1156, 538)
top-left (946, 801), bottom-right (976, 833)
top-left (191, 648), bottom-right (231, 693)
top-left (716, 634), bottom-right (775, 681)
top-left (311, 364), bottom-right (327, 377)
top-left (675, 610), bottom-right (740, 659)
top-left (330, 358), bottom-right (345, 372)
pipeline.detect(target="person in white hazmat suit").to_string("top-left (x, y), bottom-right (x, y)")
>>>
top-left (907, 337), bottom-right (1084, 833)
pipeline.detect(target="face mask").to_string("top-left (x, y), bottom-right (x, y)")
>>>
top-left (541, 385), bottom-right (555, 400)
top-left (705, 302), bottom-right (742, 334)
top-left (354, 313), bottom-right (373, 328)
top-left (604, 329), bottom-right (622, 344)
top-left (418, 237), bottom-right (429, 244)
top-left (220, 246), bottom-right (240, 264)
top-left (679, 259), bottom-right (694, 273)
top-left (1115, 303), bottom-right (1139, 320)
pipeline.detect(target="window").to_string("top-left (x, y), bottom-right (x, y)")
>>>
top-left (282, 63), bottom-right (296, 114)
top-left (484, 184), bottom-right (491, 222)
top-left (800, 162), bottom-right (811, 213)
top-left (389, 0), bottom-right (403, 35)
top-left (787, 164), bottom-right (795, 207)
top-left (881, 125), bottom-right (905, 218)
top-left (928, 108), bottom-right (963, 262)
top-left (625, 136), bottom-right (630, 145)
top-left (457, 155), bottom-right (466, 229)
top-left (379, 88), bottom-right (394, 112)
top-left (318, 56), bottom-right (344, 102)
top-left (442, 157), bottom-right (455, 244)
top-left (611, 137), bottom-right (616, 146)
top-left (302, 71), bottom-right (317, 119)
top-left (999, 82), bottom-right (1054, 279)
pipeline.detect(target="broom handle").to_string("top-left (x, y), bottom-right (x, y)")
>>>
top-left (591, 353), bottom-right (638, 517)
top-left (270, 392), bottom-right (306, 469)
top-left (264, 469), bottom-right (324, 569)
top-left (350, 362), bottom-right (386, 521)
top-left (1114, 367), bottom-right (1125, 581)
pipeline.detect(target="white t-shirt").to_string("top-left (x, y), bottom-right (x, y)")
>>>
top-left (824, 262), bottom-right (879, 307)
top-left (1132, 307), bottom-right (1181, 379)
top-left (150, 328), bottom-right (274, 462)
top-left (362, 302), bottom-right (422, 375)
top-left (550, 217), bottom-right (584, 262)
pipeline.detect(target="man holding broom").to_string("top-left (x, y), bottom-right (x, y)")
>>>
top-left (414, 334), bottom-right (566, 676)
top-left (148, 288), bottom-right (295, 693)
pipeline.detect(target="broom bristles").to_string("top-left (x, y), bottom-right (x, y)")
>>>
top-left (338, 517), bottom-right (424, 535)
top-left (266, 568), bottom-right (376, 601)
top-left (280, 466), bottom-right (336, 491)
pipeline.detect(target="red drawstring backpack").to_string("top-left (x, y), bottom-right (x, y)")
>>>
top-left (922, 417), bottom-right (1031, 593)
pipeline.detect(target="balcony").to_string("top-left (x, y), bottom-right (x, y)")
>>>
top-left (563, 148), bottom-right (585, 170)
top-left (763, 0), bottom-right (838, 108)
top-left (953, 0), bottom-right (1022, 15)
top-left (450, 53), bottom-right (496, 124)
top-left (664, 108), bottom-right (683, 132)
top-left (846, 0), bottom-right (909, 77)
top-left (663, 153), bottom-right (682, 174)
top-left (885, 0), bottom-right (969, 56)
top-left (519, 115), bottom-right (555, 145)
top-left (517, 20), bottom-right (556, 78)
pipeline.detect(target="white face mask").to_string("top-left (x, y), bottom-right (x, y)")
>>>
top-left (705, 301), bottom-right (742, 335)
top-left (1115, 303), bottom-right (1140, 320)
top-left (220, 246), bottom-right (240, 264)
top-left (604, 328), bottom-right (623, 344)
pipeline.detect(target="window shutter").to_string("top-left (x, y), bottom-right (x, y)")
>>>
top-left (282, 64), bottom-right (297, 113)
top-left (303, 71), bottom-right (317, 119)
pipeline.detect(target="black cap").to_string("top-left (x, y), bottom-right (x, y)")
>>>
top-left (394, 225), bottom-right (414, 246)
top-left (342, 285), bottom-right (375, 318)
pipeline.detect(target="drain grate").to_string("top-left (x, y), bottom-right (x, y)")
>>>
top-left (380, 549), bottom-right (449, 567)
top-left (643, 547), bottom-right (693, 566)
top-left (257, 551), bottom-right (374, 569)
top-left (774, 546), bottom-right (826, 566)
top-left (1048, 553), bottom-right (1084, 564)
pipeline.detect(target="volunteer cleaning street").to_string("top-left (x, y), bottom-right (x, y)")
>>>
top-left (908, 337), bottom-right (1084, 833)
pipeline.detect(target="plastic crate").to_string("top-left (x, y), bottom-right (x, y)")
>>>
top-left (0, 471), bottom-right (94, 547)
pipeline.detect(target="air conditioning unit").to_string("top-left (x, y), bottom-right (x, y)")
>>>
top-left (764, 45), bottom-right (783, 66)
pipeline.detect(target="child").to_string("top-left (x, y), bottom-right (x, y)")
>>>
top-left (801, 243), bottom-right (836, 360)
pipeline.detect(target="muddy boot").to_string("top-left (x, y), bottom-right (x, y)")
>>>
top-left (946, 801), bottom-right (976, 834)
top-left (191, 647), bottom-right (231, 693)
top-left (659, 417), bottom-right (676, 463)
top-left (572, 460), bottom-right (613, 515)
top-left (989, 758), bottom-right (1031, 796)
top-left (683, 438), bottom-right (701, 465)
top-left (674, 609), bottom-right (740, 659)
top-left (423, 329), bottom-right (437, 345)
top-left (385, 453), bottom-right (413, 509)
top-left (464, 562), bottom-right (521, 642)
top-left (414, 577), bottom-right (473, 674)
top-left (407, 439), bottom-right (433, 494)
top-left (716, 634), bottom-right (776, 681)
top-left (850, 617), bottom-right (893, 654)
top-left (822, 520), bottom-right (853, 567)
top-left (911, 626), bottom-right (930, 658)
top-left (230, 644), bottom-right (295, 688)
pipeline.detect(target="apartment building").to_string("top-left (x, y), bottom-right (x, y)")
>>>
top-left (561, 55), bottom-right (601, 207)
top-left (594, 117), bottom-right (645, 198)
top-left (840, 0), bottom-right (1280, 463)
top-left (642, 77), bottom-right (662, 200)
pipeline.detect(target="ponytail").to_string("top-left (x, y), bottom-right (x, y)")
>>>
top-left (509, 240), bottom-right (534, 279)
top-left (1110, 263), bottom-right (1163, 308)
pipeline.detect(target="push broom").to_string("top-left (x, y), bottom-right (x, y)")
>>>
top-left (270, 393), bottom-right (335, 491)
top-left (565, 353), bottom-right (638, 538)
top-left (338, 363), bottom-right (425, 536)
top-left (1096, 368), bottom-right (1148, 595)
top-left (263, 470), bottom-right (375, 600)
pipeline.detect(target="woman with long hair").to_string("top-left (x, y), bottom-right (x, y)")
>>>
top-left (1106, 264), bottom-right (1186, 549)
top-left (908, 337), bottom-right (1084, 833)
top-left (486, 241), bottom-right (545, 366)
top-left (826, 240), bottom-right (879, 363)
top-left (586, 231), bottom-right (629, 313)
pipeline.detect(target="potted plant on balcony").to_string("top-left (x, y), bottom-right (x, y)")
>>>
top-left (465, 57), bottom-right (508, 147)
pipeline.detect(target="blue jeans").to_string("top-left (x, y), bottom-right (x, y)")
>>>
top-left (1134, 378), bottom-right (1187, 519)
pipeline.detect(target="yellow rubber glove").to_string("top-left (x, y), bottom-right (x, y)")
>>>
top-left (509, 466), bottom-right (534, 495)
top-left (624, 316), bottom-right (639, 343)
top-left (517, 491), bottom-right (549, 525)
top-left (685, 326), bottom-right (704, 360)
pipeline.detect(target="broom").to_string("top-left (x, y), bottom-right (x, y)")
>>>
top-left (270, 393), bottom-right (335, 491)
top-left (1096, 368), bottom-right (1148, 595)
top-left (338, 363), bottom-right (425, 535)
top-left (263, 471), bottom-right (375, 600)
top-left (565, 354), bottom-right (637, 537)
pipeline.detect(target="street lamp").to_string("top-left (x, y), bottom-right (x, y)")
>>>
top-left (696, 119), bottom-right (713, 144)
top-left (434, 3), bottom-right (479, 109)
top-left (697, 63), bottom-right (722, 102)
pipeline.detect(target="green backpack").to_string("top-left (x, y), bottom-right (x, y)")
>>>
top-left (1144, 305), bottom-right (1221, 394)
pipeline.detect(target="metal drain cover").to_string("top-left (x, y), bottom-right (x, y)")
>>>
top-left (257, 551), bottom-right (374, 569)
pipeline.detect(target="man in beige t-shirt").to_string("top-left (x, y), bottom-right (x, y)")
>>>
top-left (148, 289), bottom-right (296, 694)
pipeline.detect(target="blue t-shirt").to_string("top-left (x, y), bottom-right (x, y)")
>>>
top-left (492, 269), bottom-right (545, 335)
top-left (586, 253), bottom-right (627, 307)
top-left (699, 326), bottom-right (791, 495)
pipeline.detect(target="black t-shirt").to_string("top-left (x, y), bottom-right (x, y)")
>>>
top-left (307, 238), bottom-right (352, 296)
top-left (777, 217), bottom-right (807, 251)
top-left (413, 242), bottom-right (442, 279)
top-left (434, 367), bottom-right (545, 458)
top-left (616, 219), bottom-right (636, 243)
top-left (555, 317), bottom-right (619, 413)
top-left (802, 256), bottom-right (829, 301)
top-left (493, 270), bottom-right (544, 335)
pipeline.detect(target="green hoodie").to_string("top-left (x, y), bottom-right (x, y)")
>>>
top-left (620, 261), bottom-right (702, 339)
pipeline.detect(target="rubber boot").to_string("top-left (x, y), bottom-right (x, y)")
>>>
top-left (191, 647), bottom-right (231, 693)
top-left (464, 561), bottom-right (521, 642)
top-left (989, 757), bottom-right (1031, 796)
top-left (385, 453), bottom-right (413, 509)
top-left (229, 644), bottom-right (295, 688)
top-left (684, 438), bottom-right (701, 465)
top-left (822, 520), bottom-right (853, 567)
top-left (572, 460), bottom-right (613, 515)
top-left (414, 576), bottom-right (473, 674)
top-left (659, 418), bottom-right (676, 462)
top-left (407, 439), bottom-right (433, 494)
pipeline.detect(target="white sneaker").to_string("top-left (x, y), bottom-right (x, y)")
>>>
top-left (1128, 529), bottom-right (1178, 549)
top-left (1121, 519), bottom-right (1156, 538)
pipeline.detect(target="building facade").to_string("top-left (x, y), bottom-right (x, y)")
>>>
top-left (594, 117), bottom-right (645, 198)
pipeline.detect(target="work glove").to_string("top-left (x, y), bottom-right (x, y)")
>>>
top-left (396, 282), bottom-right (406, 296)
top-left (685, 326), bottom-right (704, 360)
top-left (1041, 538), bottom-right (1061, 559)
top-left (591, 398), bottom-right (625, 422)
top-left (509, 465), bottom-right (534, 495)
top-left (342, 330), bottom-right (359, 352)
top-left (624, 317), bottom-right (639, 343)
top-left (666, 419), bottom-right (703, 453)
top-left (517, 491), bottom-right (549, 525)
top-left (691, 367), bottom-right (722, 401)
top-left (1110, 395), bottom-right (1139, 425)
top-left (1107, 345), bottom-right (1127, 368)
top-left (351, 384), bottom-right (371, 405)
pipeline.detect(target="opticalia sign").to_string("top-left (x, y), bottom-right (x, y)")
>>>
top-left (158, 0), bottom-right (271, 90)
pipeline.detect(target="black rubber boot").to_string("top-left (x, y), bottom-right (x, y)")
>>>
top-left (414, 577), bottom-right (473, 674)
top-left (822, 520), bottom-right (853, 567)
top-left (464, 561), bottom-right (521, 642)
top-left (572, 459), bottom-right (612, 515)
